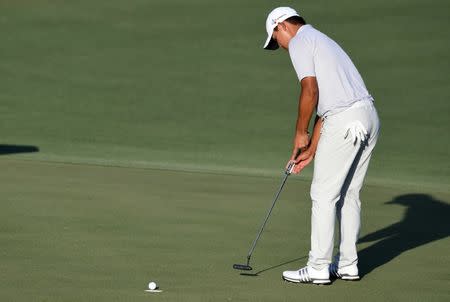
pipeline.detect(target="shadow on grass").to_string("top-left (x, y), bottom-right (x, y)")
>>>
top-left (0, 144), bottom-right (39, 155)
top-left (358, 193), bottom-right (450, 278)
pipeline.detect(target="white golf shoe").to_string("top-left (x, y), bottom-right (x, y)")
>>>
top-left (282, 266), bottom-right (331, 285)
top-left (329, 262), bottom-right (360, 281)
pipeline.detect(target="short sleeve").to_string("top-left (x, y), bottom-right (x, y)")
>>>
top-left (288, 37), bottom-right (315, 81)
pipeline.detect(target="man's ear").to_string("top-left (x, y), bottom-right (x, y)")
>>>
top-left (278, 21), bottom-right (287, 31)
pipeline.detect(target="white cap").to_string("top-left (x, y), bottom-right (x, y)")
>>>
top-left (263, 7), bottom-right (300, 50)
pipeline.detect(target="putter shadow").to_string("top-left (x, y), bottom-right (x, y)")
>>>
top-left (357, 193), bottom-right (450, 278)
top-left (239, 256), bottom-right (307, 277)
top-left (0, 144), bottom-right (39, 155)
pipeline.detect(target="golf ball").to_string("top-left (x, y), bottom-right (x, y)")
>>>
top-left (148, 281), bottom-right (157, 290)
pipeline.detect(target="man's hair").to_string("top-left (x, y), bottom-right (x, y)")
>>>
top-left (285, 16), bottom-right (306, 25)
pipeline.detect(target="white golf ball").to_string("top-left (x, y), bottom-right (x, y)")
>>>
top-left (148, 281), bottom-right (157, 290)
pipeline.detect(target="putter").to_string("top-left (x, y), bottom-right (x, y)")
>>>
top-left (233, 160), bottom-right (296, 271)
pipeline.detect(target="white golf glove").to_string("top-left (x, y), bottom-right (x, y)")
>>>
top-left (344, 121), bottom-right (368, 145)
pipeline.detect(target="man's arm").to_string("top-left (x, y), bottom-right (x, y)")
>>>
top-left (289, 76), bottom-right (319, 163)
top-left (291, 116), bottom-right (322, 174)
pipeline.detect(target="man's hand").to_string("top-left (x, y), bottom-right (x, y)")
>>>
top-left (287, 116), bottom-right (323, 174)
top-left (290, 132), bottom-right (309, 160)
top-left (286, 132), bottom-right (309, 171)
top-left (291, 147), bottom-right (315, 174)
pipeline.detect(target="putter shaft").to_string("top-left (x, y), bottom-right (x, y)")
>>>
top-left (244, 162), bottom-right (295, 266)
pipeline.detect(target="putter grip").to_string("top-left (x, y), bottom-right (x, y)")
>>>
top-left (286, 161), bottom-right (295, 175)
top-left (285, 149), bottom-right (301, 174)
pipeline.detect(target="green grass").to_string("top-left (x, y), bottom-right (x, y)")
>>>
top-left (0, 0), bottom-right (449, 186)
top-left (0, 0), bottom-right (449, 301)
top-left (1, 159), bottom-right (449, 301)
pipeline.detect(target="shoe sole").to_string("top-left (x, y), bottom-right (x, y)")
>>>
top-left (330, 274), bottom-right (360, 281)
top-left (282, 276), bottom-right (331, 285)
top-left (340, 275), bottom-right (360, 281)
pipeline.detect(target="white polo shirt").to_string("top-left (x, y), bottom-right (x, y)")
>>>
top-left (288, 25), bottom-right (373, 117)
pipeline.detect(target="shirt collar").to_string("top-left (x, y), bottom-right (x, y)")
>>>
top-left (296, 24), bottom-right (312, 35)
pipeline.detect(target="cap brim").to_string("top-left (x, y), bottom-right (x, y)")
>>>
top-left (263, 32), bottom-right (279, 50)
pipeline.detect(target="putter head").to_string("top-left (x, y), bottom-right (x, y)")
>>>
top-left (233, 263), bottom-right (253, 271)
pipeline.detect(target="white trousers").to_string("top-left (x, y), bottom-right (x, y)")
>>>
top-left (307, 101), bottom-right (380, 270)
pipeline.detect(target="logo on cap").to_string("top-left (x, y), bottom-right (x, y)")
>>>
top-left (271, 13), bottom-right (286, 25)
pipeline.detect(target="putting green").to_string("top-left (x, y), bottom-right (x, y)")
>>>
top-left (0, 0), bottom-right (449, 301)
top-left (0, 0), bottom-right (448, 187)
top-left (0, 159), bottom-right (448, 301)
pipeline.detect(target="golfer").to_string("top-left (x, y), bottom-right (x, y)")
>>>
top-left (263, 7), bottom-right (380, 284)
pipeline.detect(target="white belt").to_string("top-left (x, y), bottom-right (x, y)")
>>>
top-left (348, 98), bottom-right (374, 110)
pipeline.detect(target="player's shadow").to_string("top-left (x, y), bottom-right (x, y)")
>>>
top-left (0, 144), bottom-right (39, 155)
top-left (358, 193), bottom-right (450, 278)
